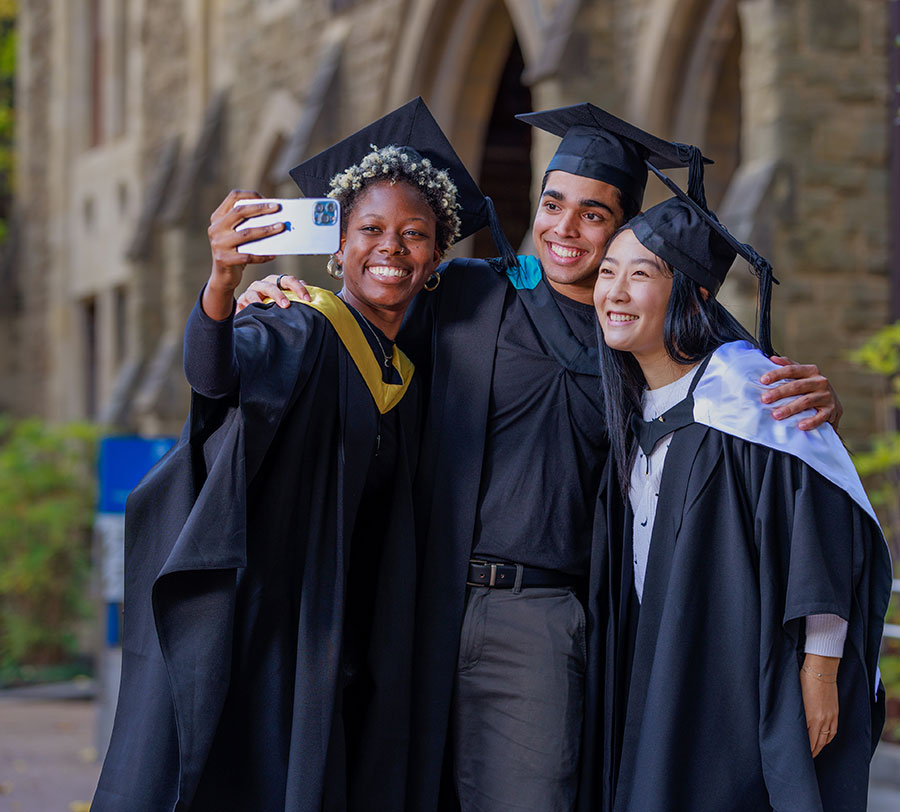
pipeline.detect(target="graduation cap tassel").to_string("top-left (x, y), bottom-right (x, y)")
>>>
top-left (485, 196), bottom-right (519, 273)
top-left (747, 248), bottom-right (777, 357)
top-left (674, 143), bottom-right (708, 212)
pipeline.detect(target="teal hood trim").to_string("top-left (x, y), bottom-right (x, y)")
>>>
top-left (506, 255), bottom-right (542, 290)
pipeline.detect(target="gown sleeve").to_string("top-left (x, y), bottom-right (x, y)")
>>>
top-left (748, 444), bottom-right (890, 810)
top-left (183, 289), bottom-right (239, 398)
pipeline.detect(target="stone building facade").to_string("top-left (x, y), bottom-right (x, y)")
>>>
top-left (5, 0), bottom-right (897, 443)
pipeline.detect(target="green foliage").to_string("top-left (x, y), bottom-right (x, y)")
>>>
top-left (881, 600), bottom-right (900, 744)
top-left (0, 415), bottom-right (98, 670)
top-left (850, 322), bottom-right (900, 402)
top-left (849, 324), bottom-right (900, 742)
top-left (848, 325), bottom-right (900, 529)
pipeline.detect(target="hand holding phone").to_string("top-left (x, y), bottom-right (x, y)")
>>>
top-left (234, 198), bottom-right (341, 255)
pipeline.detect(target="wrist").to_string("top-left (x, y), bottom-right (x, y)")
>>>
top-left (801, 653), bottom-right (840, 683)
top-left (206, 270), bottom-right (241, 296)
top-left (202, 279), bottom-right (237, 322)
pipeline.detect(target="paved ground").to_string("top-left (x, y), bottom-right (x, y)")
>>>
top-left (0, 686), bottom-right (898, 811)
top-left (0, 692), bottom-right (99, 812)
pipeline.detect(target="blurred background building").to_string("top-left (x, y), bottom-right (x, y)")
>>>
top-left (3, 0), bottom-right (897, 442)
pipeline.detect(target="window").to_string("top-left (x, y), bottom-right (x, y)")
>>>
top-left (113, 286), bottom-right (127, 367)
top-left (90, 0), bottom-right (104, 147)
top-left (82, 297), bottom-right (98, 418)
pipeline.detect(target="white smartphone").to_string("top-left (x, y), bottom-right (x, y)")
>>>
top-left (234, 198), bottom-right (341, 255)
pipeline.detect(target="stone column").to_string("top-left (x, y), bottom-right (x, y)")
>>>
top-left (738, 0), bottom-right (891, 440)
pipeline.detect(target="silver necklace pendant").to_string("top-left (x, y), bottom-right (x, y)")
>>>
top-left (339, 295), bottom-right (392, 368)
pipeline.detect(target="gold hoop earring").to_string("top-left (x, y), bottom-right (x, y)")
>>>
top-left (327, 256), bottom-right (344, 280)
top-left (423, 272), bottom-right (441, 292)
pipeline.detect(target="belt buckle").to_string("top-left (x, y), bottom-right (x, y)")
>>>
top-left (467, 559), bottom-right (499, 588)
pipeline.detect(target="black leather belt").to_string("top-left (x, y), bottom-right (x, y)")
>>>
top-left (466, 560), bottom-right (574, 589)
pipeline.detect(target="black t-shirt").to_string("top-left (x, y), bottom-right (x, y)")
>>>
top-left (471, 279), bottom-right (608, 576)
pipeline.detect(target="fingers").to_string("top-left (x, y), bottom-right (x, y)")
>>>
top-left (760, 359), bottom-right (819, 386)
top-left (800, 659), bottom-right (840, 758)
top-left (808, 725), bottom-right (821, 758)
top-left (795, 409), bottom-right (833, 432)
top-left (210, 190), bottom-right (276, 224)
top-left (809, 720), bottom-right (838, 758)
top-left (762, 383), bottom-right (834, 420)
top-left (235, 275), bottom-right (312, 311)
top-left (235, 287), bottom-right (269, 313)
top-left (807, 708), bottom-right (838, 757)
top-left (210, 220), bottom-right (285, 258)
top-left (208, 191), bottom-right (284, 272)
top-left (278, 275), bottom-right (312, 302)
top-left (770, 394), bottom-right (833, 431)
top-left (760, 357), bottom-right (842, 431)
top-left (243, 280), bottom-right (288, 309)
top-left (764, 354), bottom-right (795, 369)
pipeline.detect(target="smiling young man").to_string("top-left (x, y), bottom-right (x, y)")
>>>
top-left (533, 170), bottom-right (625, 303)
top-left (246, 103), bottom-right (842, 812)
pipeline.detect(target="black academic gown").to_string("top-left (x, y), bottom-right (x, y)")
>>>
top-left (596, 420), bottom-right (891, 812)
top-left (92, 300), bottom-right (420, 812)
top-left (400, 258), bottom-right (610, 812)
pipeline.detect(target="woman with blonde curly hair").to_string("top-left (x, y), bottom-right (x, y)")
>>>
top-left (92, 99), bottom-right (513, 812)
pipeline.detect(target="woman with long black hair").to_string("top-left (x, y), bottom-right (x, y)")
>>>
top-left (593, 187), bottom-right (892, 812)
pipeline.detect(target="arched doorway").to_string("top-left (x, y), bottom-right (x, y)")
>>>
top-left (670, 0), bottom-right (742, 209)
top-left (387, 0), bottom-right (535, 258)
top-left (631, 0), bottom-right (742, 210)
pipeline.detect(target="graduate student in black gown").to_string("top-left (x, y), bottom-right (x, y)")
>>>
top-left (92, 100), bottom-right (514, 812)
top-left (593, 183), bottom-right (892, 812)
top-left (239, 104), bottom-right (845, 812)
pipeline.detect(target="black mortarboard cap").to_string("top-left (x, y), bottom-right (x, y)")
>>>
top-left (289, 97), bottom-right (517, 268)
top-left (631, 163), bottom-right (778, 356)
top-left (515, 103), bottom-right (712, 216)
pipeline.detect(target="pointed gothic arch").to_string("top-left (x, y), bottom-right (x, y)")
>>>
top-left (629, 0), bottom-right (742, 209)
top-left (387, 0), bottom-right (545, 253)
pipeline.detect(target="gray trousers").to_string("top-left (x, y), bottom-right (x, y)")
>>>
top-left (450, 585), bottom-right (587, 812)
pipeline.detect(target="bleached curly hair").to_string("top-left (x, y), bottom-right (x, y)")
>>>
top-left (328, 145), bottom-right (462, 255)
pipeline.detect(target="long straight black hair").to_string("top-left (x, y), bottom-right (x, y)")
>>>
top-left (598, 226), bottom-right (756, 497)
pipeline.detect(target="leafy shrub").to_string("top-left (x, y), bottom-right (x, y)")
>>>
top-left (0, 415), bottom-right (98, 671)
top-left (848, 326), bottom-right (900, 742)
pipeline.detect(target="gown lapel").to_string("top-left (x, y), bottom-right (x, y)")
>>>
top-left (615, 422), bottom-right (709, 809)
top-left (514, 279), bottom-right (601, 376)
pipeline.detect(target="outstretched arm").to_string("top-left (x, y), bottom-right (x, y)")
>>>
top-left (760, 356), bottom-right (843, 431)
top-left (185, 191), bottom-right (285, 396)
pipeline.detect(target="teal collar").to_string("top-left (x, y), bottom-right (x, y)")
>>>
top-left (506, 255), bottom-right (543, 289)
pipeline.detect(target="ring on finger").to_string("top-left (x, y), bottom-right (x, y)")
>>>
top-left (276, 274), bottom-right (286, 290)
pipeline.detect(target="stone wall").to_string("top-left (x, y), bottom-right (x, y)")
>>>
top-left (7, 0), bottom-right (54, 417)
top-left (739, 0), bottom-right (891, 437)
top-left (6, 0), bottom-right (895, 443)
